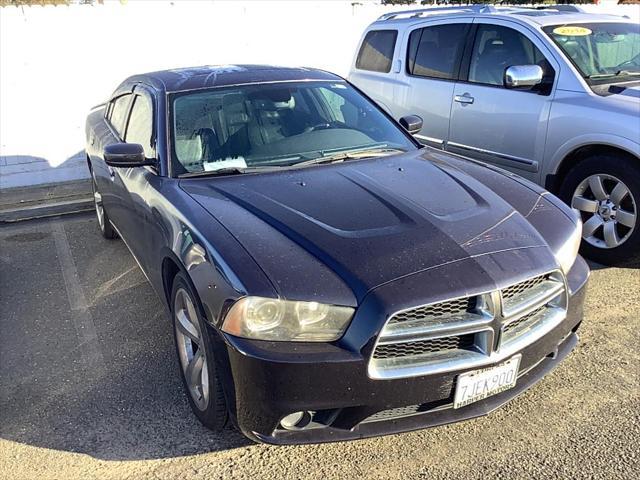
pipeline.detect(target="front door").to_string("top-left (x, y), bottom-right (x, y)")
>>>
top-left (447, 20), bottom-right (559, 182)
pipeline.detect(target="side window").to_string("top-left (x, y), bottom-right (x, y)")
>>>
top-left (109, 94), bottom-right (132, 137)
top-left (124, 94), bottom-right (154, 158)
top-left (468, 25), bottom-right (552, 87)
top-left (356, 30), bottom-right (398, 73)
top-left (105, 101), bottom-right (114, 121)
top-left (407, 24), bottom-right (469, 80)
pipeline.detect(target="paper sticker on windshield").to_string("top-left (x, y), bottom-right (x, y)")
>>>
top-left (553, 26), bottom-right (592, 37)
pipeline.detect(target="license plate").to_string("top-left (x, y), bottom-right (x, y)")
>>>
top-left (453, 355), bottom-right (521, 409)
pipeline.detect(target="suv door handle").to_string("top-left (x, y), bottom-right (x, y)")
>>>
top-left (454, 93), bottom-right (474, 105)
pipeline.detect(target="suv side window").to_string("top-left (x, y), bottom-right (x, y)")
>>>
top-left (407, 24), bottom-right (469, 80)
top-left (468, 24), bottom-right (552, 88)
top-left (125, 94), bottom-right (154, 158)
top-left (109, 93), bottom-right (132, 137)
top-left (356, 30), bottom-right (398, 73)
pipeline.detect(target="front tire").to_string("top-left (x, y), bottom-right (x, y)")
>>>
top-left (170, 272), bottom-right (228, 431)
top-left (559, 154), bottom-right (640, 266)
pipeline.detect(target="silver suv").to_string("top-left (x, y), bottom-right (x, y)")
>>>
top-left (348, 5), bottom-right (640, 266)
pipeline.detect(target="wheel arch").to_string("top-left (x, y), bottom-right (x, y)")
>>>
top-left (546, 142), bottom-right (640, 193)
top-left (161, 252), bottom-right (184, 309)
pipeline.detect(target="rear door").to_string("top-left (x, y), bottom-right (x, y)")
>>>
top-left (393, 18), bottom-right (473, 149)
top-left (116, 86), bottom-right (158, 265)
top-left (98, 92), bottom-right (134, 230)
top-left (447, 20), bottom-right (559, 182)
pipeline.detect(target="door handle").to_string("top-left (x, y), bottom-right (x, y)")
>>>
top-left (454, 93), bottom-right (474, 105)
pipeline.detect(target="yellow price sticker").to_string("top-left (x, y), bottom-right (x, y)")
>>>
top-left (553, 26), bottom-right (593, 37)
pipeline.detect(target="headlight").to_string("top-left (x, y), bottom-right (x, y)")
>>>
top-left (221, 297), bottom-right (354, 342)
top-left (555, 213), bottom-right (582, 275)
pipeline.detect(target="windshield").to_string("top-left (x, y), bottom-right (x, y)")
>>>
top-left (543, 22), bottom-right (640, 84)
top-left (170, 81), bottom-right (417, 175)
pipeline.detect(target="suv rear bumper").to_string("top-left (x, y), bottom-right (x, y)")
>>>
top-left (218, 271), bottom-right (586, 445)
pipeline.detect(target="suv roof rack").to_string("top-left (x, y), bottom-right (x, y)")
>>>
top-left (378, 5), bottom-right (510, 21)
top-left (534, 5), bottom-right (585, 13)
top-left (376, 4), bottom-right (585, 21)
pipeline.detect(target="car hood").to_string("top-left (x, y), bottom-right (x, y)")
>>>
top-left (593, 81), bottom-right (640, 106)
top-left (180, 149), bottom-right (559, 304)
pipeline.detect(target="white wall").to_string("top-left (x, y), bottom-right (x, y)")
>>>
top-left (0, 0), bottom-right (637, 189)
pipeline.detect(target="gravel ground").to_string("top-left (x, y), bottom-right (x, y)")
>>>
top-left (1, 213), bottom-right (638, 480)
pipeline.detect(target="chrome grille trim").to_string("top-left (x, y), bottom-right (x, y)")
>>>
top-left (368, 271), bottom-right (568, 380)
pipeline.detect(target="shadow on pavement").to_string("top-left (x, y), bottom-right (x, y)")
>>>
top-left (0, 214), bottom-right (250, 460)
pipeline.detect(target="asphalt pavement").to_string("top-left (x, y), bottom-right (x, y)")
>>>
top-left (1, 212), bottom-right (638, 480)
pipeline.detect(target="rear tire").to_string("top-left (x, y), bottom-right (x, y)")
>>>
top-left (170, 272), bottom-right (228, 431)
top-left (558, 154), bottom-right (640, 267)
top-left (91, 172), bottom-right (117, 239)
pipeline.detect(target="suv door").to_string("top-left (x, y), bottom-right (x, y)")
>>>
top-left (447, 20), bottom-right (559, 182)
top-left (393, 18), bottom-right (473, 149)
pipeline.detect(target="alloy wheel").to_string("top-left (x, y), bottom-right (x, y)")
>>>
top-left (572, 173), bottom-right (637, 249)
top-left (174, 288), bottom-right (210, 411)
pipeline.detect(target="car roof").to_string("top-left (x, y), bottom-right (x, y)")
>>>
top-left (124, 65), bottom-right (343, 94)
top-left (371, 5), bottom-right (632, 29)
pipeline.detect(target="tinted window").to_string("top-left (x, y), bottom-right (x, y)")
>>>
top-left (109, 94), bottom-right (132, 136)
top-left (469, 25), bottom-right (550, 87)
top-left (407, 24), bottom-right (468, 80)
top-left (125, 94), bottom-right (154, 157)
top-left (356, 30), bottom-right (398, 73)
top-left (171, 81), bottom-right (416, 174)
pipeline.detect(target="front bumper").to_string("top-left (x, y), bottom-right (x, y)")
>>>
top-left (217, 256), bottom-right (588, 444)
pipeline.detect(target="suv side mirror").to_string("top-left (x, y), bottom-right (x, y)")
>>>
top-left (399, 115), bottom-right (423, 135)
top-left (504, 65), bottom-right (544, 88)
top-left (104, 143), bottom-right (155, 168)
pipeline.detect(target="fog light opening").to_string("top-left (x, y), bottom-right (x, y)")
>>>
top-left (280, 411), bottom-right (312, 430)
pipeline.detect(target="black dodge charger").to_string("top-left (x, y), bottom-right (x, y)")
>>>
top-left (85, 65), bottom-right (589, 444)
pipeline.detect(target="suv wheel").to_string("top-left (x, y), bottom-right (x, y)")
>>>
top-left (171, 272), bottom-right (228, 431)
top-left (91, 173), bottom-right (117, 239)
top-left (559, 154), bottom-right (640, 266)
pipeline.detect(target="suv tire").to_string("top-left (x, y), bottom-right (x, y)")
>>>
top-left (559, 154), bottom-right (640, 267)
top-left (170, 271), bottom-right (228, 431)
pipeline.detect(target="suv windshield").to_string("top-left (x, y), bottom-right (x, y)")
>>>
top-left (170, 81), bottom-right (417, 175)
top-left (543, 22), bottom-right (640, 84)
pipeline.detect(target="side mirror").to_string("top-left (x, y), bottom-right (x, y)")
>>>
top-left (399, 115), bottom-right (423, 135)
top-left (504, 65), bottom-right (544, 88)
top-left (104, 143), bottom-right (154, 168)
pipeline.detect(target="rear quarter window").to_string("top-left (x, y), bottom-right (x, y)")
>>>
top-left (356, 30), bottom-right (398, 73)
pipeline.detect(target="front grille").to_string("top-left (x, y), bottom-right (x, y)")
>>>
top-left (388, 297), bottom-right (476, 325)
top-left (362, 405), bottom-right (421, 423)
top-left (502, 274), bottom-right (547, 300)
top-left (373, 334), bottom-right (475, 359)
top-left (503, 305), bottom-right (546, 335)
top-left (368, 271), bottom-right (568, 380)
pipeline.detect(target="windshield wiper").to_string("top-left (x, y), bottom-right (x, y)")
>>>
top-left (587, 70), bottom-right (640, 79)
top-left (178, 166), bottom-right (278, 178)
top-left (292, 147), bottom-right (405, 168)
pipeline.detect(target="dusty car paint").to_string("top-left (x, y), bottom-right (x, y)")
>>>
top-left (85, 65), bottom-right (588, 443)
